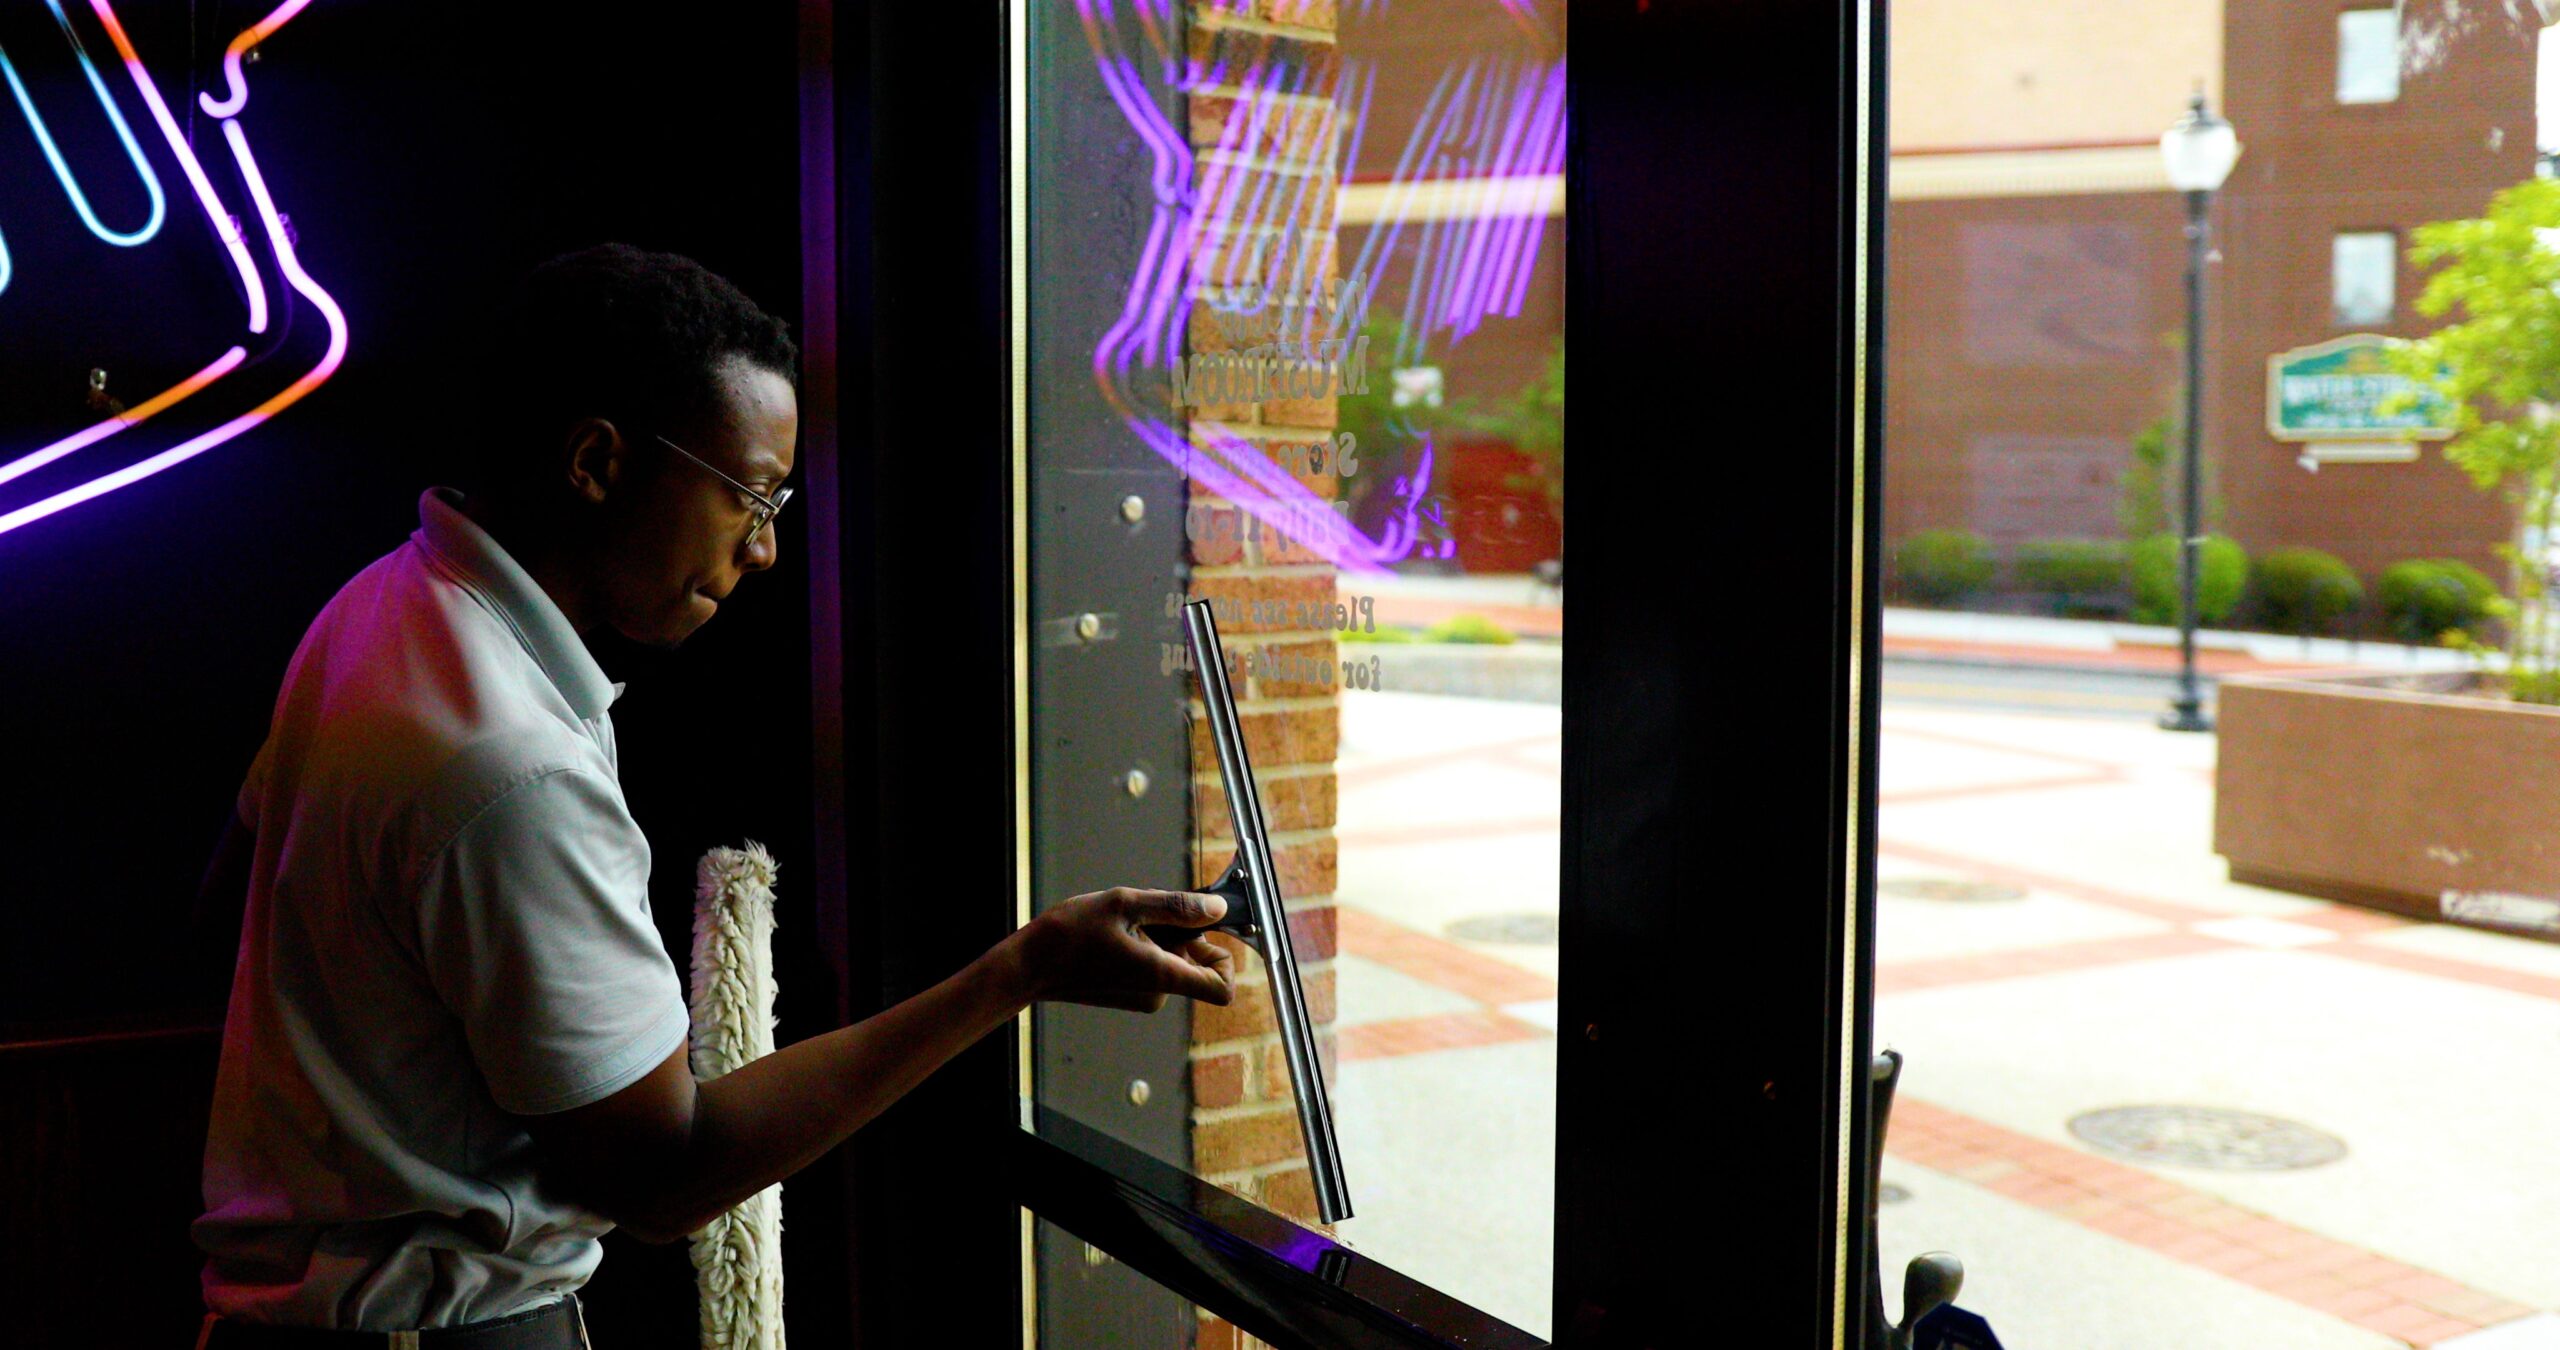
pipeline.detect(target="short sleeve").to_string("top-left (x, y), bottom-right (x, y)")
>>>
top-left (413, 766), bottom-right (691, 1116)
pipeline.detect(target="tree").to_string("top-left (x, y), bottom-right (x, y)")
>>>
top-left (2384, 175), bottom-right (2560, 703)
top-left (2119, 412), bottom-right (2227, 540)
top-left (1470, 335), bottom-right (1564, 519)
top-left (2118, 327), bottom-right (2225, 541)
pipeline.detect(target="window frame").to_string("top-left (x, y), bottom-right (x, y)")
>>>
top-left (809, 0), bottom-right (1891, 1344)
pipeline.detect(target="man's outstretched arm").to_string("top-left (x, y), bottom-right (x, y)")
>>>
top-left (514, 886), bottom-right (1234, 1244)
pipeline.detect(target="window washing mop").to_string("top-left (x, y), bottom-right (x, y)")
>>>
top-left (688, 842), bottom-right (786, 1350)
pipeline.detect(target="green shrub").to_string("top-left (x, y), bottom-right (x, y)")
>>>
top-left (1421, 613), bottom-right (1516, 645)
top-left (2011, 538), bottom-right (2130, 615)
top-left (2248, 547), bottom-right (2365, 637)
top-left (1893, 529), bottom-right (1996, 604)
top-left (1341, 625), bottom-right (1420, 644)
top-left (2376, 559), bottom-right (2497, 643)
top-left (2129, 533), bottom-right (2248, 626)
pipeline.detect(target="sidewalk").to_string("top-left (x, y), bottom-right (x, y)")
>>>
top-left (1354, 569), bottom-right (2484, 678)
top-left (1359, 569), bottom-right (1563, 640)
top-left (1868, 700), bottom-right (2560, 1347)
top-left (1324, 573), bottom-right (2560, 1345)
top-left (1881, 606), bottom-right (2479, 678)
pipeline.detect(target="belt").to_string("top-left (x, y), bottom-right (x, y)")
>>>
top-left (194, 1293), bottom-right (591, 1350)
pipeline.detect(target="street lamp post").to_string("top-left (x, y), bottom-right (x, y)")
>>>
top-left (2159, 89), bottom-right (2240, 733)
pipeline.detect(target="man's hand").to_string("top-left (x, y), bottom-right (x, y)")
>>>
top-left (1013, 887), bottom-right (1237, 1013)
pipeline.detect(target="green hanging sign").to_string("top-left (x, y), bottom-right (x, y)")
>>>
top-left (2265, 334), bottom-right (2453, 442)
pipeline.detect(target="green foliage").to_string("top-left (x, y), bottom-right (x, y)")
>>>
top-left (2128, 533), bottom-right (2248, 626)
top-left (1421, 613), bottom-right (1516, 645)
top-left (2248, 548), bottom-right (2365, 637)
top-left (2383, 176), bottom-right (2560, 701)
top-left (1892, 529), bottom-right (1997, 605)
top-left (1333, 309), bottom-right (1462, 529)
top-left (2118, 409), bottom-right (2226, 540)
top-left (2376, 559), bottom-right (2499, 643)
top-left (2011, 538), bottom-right (2130, 616)
top-left (1455, 336), bottom-right (1565, 517)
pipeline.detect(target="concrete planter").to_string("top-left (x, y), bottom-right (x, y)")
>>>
top-left (2214, 668), bottom-right (2560, 938)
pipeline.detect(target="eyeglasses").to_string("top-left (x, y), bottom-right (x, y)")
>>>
top-left (652, 433), bottom-right (794, 548)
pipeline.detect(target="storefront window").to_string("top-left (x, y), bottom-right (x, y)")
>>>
top-left (1015, 0), bottom-right (1562, 1341)
top-left (1881, 3), bottom-right (2560, 1344)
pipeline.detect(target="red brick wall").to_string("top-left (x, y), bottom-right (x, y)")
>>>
top-left (1181, 2), bottom-right (1346, 1345)
top-left (1883, 191), bottom-right (2191, 559)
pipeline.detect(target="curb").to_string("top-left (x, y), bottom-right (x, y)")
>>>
top-left (1882, 649), bottom-right (2220, 681)
top-left (1371, 641), bottom-right (1561, 704)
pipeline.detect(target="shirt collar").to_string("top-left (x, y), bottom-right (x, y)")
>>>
top-left (415, 486), bottom-right (622, 720)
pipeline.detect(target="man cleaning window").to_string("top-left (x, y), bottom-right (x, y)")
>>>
top-left (187, 243), bottom-right (1236, 1349)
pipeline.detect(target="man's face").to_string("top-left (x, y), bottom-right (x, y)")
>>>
top-left (594, 354), bottom-right (799, 649)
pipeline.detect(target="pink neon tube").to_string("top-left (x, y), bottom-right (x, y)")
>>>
top-left (198, 0), bottom-right (312, 118)
top-left (0, 347), bottom-right (248, 489)
top-left (85, 0), bottom-right (269, 334)
top-left (0, 117), bottom-right (348, 539)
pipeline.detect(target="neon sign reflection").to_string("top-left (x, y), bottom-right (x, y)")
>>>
top-left (1073, 0), bottom-right (1561, 574)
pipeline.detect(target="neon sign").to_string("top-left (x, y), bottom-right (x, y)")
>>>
top-left (0, 2), bottom-right (163, 257)
top-left (0, 0), bottom-right (346, 540)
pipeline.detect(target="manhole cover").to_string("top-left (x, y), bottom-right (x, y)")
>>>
top-left (1879, 878), bottom-right (2027, 903)
top-left (1445, 912), bottom-right (1559, 945)
top-left (1877, 1183), bottom-right (1911, 1204)
top-left (2067, 1106), bottom-right (2346, 1171)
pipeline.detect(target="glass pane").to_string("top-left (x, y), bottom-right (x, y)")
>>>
top-left (1025, 1207), bottom-right (1276, 1350)
top-left (2338, 10), bottom-right (2399, 105)
top-left (1016, 0), bottom-right (1562, 1340)
top-left (2332, 232), bottom-right (2395, 325)
top-left (1883, 3), bottom-right (2559, 1346)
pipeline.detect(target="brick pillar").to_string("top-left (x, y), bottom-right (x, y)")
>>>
top-left (1180, 3), bottom-right (1345, 1347)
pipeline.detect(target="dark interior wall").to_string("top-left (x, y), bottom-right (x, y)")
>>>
top-left (0, 5), bottom-right (842, 1347)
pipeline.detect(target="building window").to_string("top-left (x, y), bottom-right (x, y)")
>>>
top-left (2338, 8), bottom-right (2400, 104)
top-left (2333, 231), bottom-right (2396, 325)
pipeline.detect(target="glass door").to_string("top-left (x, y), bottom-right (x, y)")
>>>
top-left (1013, 0), bottom-right (1569, 1342)
top-left (978, 0), bottom-right (1889, 1346)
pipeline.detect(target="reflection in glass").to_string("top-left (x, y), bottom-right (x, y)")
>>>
top-left (1022, 0), bottom-right (1564, 1340)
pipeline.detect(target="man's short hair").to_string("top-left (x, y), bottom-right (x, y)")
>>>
top-left (474, 243), bottom-right (799, 493)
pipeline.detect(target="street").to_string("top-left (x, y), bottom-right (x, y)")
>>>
top-left (1884, 657), bottom-right (2220, 721)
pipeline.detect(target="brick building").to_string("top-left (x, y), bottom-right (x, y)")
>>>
top-left (1885, 0), bottom-right (2542, 598)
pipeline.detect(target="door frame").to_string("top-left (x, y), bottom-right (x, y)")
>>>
top-left (807, 0), bottom-right (1890, 1344)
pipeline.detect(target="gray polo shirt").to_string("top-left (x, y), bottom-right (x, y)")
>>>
top-left (195, 485), bottom-right (692, 1330)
